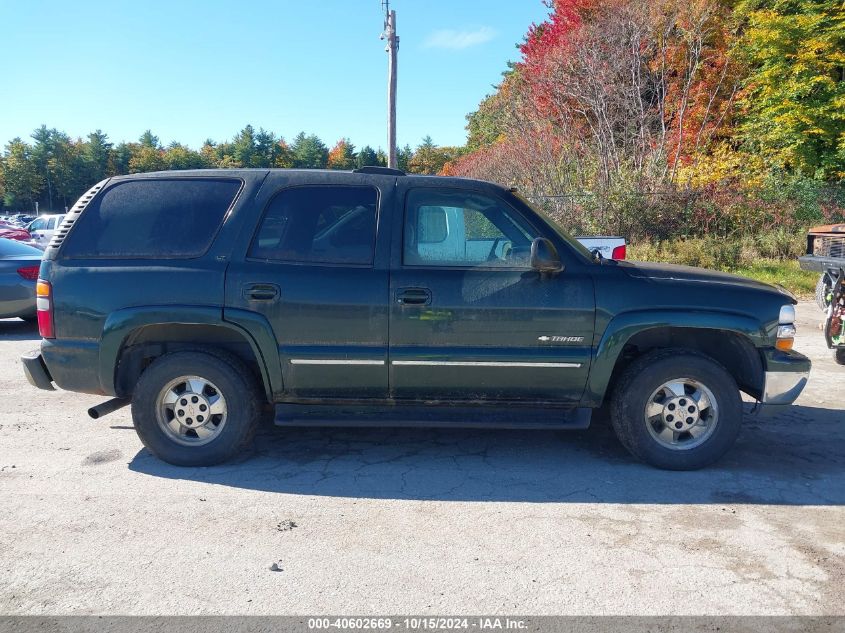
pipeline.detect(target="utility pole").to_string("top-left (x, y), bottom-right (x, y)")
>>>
top-left (382, 1), bottom-right (398, 169)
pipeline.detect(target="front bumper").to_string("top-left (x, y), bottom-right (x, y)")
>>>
top-left (760, 348), bottom-right (811, 405)
top-left (21, 350), bottom-right (55, 391)
top-left (761, 370), bottom-right (809, 405)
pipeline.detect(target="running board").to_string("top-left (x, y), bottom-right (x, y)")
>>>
top-left (273, 403), bottom-right (592, 430)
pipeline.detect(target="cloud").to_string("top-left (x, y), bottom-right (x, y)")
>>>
top-left (423, 26), bottom-right (496, 50)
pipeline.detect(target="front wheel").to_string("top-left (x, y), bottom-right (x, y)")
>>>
top-left (610, 350), bottom-right (742, 470)
top-left (131, 350), bottom-right (263, 466)
top-left (835, 348), bottom-right (845, 366)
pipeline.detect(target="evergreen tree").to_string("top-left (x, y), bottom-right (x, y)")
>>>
top-left (139, 130), bottom-right (161, 149)
top-left (232, 124), bottom-right (257, 167)
top-left (397, 144), bottom-right (413, 172)
top-left (356, 145), bottom-right (379, 168)
top-left (254, 128), bottom-right (279, 167)
top-left (291, 132), bottom-right (328, 168)
top-left (112, 142), bottom-right (134, 175)
top-left (83, 130), bottom-right (112, 181)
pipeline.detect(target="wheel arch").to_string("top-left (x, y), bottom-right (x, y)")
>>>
top-left (586, 310), bottom-right (766, 406)
top-left (100, 306), bottom-right (282, 400)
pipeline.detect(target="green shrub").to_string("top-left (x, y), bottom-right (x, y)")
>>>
top-left (754, 229), bottom-right (804, 259)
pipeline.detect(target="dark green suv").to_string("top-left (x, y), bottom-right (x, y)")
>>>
top-left (21, 168), bottom-right (810, 470)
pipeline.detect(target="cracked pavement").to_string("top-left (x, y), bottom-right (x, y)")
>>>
top-left (0, 302), bottom-right (842, 615)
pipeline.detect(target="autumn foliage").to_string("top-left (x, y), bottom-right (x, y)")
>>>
top-left (446, 0), bottom-right (845, 240)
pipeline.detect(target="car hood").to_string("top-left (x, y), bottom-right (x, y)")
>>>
top-left (618, 260), bottom-right (793, 299)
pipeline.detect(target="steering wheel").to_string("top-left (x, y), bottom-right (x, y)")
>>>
top-left (487, 238), bottom-right (503, 261)
top-left (501, 241), bottom-right (513, 261)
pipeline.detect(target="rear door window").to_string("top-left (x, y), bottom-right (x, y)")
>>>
top-left (249, 186), bottom-right (378, 265)
top-left (61, 178), bottom-right (241, 259)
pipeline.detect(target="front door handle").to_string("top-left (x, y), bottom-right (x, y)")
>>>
top-left (396, 287), bottom-right (432, 306)
top-left (243, 283), bottom-right (280, 302)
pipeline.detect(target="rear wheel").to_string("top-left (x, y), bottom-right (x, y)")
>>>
top-left (610, 350), bottom-right (742, 470)
top-left (131, 350), bottom-right (263, 466)
top-left (835, 348), bottom-right (845, 366)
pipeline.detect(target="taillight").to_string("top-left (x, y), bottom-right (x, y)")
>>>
top-left (611, 244), bottom-right (627, 260)
top-left (36, 279), bottom-right (54, 339)
top-left (17, 266), bottom-right (40, 280)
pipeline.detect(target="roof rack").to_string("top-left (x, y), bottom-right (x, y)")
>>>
top-left (352, 166), bottom-right (406, 176)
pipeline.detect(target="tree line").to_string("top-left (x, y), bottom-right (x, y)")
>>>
top-left (4, 0), bottom-right (841, 238)
top-left (0, 126), bottom-right (462, 212)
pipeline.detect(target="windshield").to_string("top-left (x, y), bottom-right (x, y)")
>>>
top-left (506, 191), bottom-right (595, 261)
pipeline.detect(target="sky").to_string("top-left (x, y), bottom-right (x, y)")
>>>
top-left (0, 0), bottom-right (551, 152)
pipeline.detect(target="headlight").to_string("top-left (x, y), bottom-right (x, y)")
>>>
top-left (776, 304), bottom-right (796, 351)
top-left (777, 324), bottom-right (797, 339)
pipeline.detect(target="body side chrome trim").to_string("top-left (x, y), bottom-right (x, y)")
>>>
top-left (391, 360), bottom-right (582, 368)
top-left (290, 359), bottom-right (583, 368)
top-left (290, 359), bottom-right (385, 366)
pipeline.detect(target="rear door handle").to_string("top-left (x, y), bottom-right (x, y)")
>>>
top-left (396, 287), bottom-right (432, 306)
top-left (243, 283), bottom-right (280, 302)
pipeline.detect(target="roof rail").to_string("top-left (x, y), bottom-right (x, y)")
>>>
top-left (352, 166), bottom-right (406, 176)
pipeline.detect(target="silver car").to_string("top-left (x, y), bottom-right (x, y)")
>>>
top-left (0, 238), bottom-right (42, 320)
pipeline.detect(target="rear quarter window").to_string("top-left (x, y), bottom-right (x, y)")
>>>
top-left (60, 178), bottom-right (241, 259)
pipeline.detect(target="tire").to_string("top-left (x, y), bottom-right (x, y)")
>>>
top-left (835, 348), bottom-right (845, 366)
top-left (131, 350), bottom-right (263, 466)
top-left (816, 274), bottom-right (832, 311)
top-left (609, 349), bottom-right (742, 470)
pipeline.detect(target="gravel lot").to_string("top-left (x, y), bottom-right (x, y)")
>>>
top-left (0, 301), bottom-right (842, 615)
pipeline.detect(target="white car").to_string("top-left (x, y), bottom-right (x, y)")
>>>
top-left (575, 235), bottom-right (627, 260)
top-left (27, 214), bottom-right (65, 249)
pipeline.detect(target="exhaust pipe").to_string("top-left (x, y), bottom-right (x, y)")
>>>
top-left (88, 397), bottom-right (130, 420)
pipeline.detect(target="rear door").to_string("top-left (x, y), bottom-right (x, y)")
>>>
top-left (225, 175), bottom-right (393, 400)
top-left (388, 184), bottom-right (595, 403)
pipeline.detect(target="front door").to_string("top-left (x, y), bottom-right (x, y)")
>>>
top-left (225, 182), bottom-right (390, 400)
top-left (388, 186), bottom-right (595, 403)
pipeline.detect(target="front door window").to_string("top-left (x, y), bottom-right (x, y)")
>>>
top-left (403, 189), bottom-right (538, 268)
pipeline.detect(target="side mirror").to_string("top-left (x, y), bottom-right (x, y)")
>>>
top-left (530, 237), bottom-right (563, 274)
